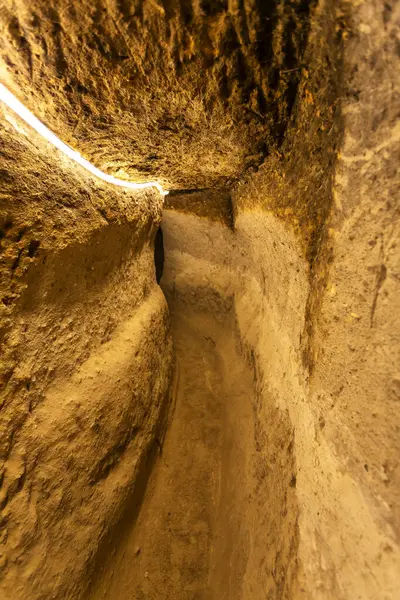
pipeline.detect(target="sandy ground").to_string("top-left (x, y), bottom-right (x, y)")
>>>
top-left (88, 294), bottom-right (259, 600)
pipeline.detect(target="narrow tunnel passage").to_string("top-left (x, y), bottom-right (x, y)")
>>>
top-left (89, 298), bottom-right (256, 600)
top-left (88, 207), bottom-right (301, 600)
top-left (0, 0), bottom-right (399, 598)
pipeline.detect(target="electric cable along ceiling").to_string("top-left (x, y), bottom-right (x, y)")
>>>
top-left (0, 83), bottom-right (168, 196)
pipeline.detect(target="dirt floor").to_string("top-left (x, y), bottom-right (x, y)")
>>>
top-left (88, 294), bottom-right (262, 600)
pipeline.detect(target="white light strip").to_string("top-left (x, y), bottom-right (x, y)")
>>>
top-left (0, 83), bottom-right (168, 196)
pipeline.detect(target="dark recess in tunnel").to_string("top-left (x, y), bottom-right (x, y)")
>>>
top-left (154, 226), bottom-right (164, 284)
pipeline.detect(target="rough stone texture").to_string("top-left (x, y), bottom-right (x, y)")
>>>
top-left (230, 1), bottom-right (400, 596)
top-left (303, 1), bottom-right (400, 596)
top-left (0, 0), bottom-right (315, 190)
top-left (0, 0), bottom-right (399, 597)
top-left (0, 103), bottom-right (174, 599)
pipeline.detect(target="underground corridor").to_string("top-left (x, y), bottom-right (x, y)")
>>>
top-left (0, 1), bottom-right (399, 599)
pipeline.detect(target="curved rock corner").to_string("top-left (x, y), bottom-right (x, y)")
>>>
top-left (0, 1), bottom-right (399, 599)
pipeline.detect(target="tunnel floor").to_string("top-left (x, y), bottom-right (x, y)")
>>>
top-left (89, 294), bottom-right (258, 600)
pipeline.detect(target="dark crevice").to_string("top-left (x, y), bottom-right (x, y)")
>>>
top-left (154, 227), bottom-right (164, 285)
top-left (254, 0), bottom-right (276, 68)
top-left (201, 0), bottom-right (227, 17)
top-left (179, 0), bottom-right (194, 26)
top-left (168, 188), bottom-right (215, 196)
